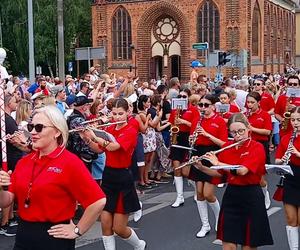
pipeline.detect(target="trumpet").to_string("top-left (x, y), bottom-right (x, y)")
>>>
top-left (69, 121), bottom-right (126, 133)
top-left (175, 138), bottom-right (250, 170)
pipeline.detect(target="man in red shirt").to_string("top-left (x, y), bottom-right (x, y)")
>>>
top-left (253, 77), bottom-right (275, 114)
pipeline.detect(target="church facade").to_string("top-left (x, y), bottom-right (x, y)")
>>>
top-left (92, 0), bottom-right (297, 80)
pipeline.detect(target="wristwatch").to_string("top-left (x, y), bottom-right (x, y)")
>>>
top-left (74, 226), bottom-right (82, 237)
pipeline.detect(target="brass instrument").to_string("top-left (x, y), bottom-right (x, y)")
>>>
top-left (69, 121), bottom-right (126, 133)
top-left (175, 138), bottom-right (249, 170)
top-left (282, 94), bottom-right (295, 130)
top-left (170, 106), bottom-right (182, 145)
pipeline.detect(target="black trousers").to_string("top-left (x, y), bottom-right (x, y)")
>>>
top-left (14, 219), bottom-right (75, 250)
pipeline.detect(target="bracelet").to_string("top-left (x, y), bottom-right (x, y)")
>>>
top-left (230, 169), bottom-right (238, 176)
top-left (102, 140), bottom-right (110, 148)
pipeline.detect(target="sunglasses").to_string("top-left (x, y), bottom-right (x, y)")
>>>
top-left (198, 103), bottom-right (211, 108)
top-left (288, 83), bottom-right (299, 87)
top-left (27, 123), bottom-right (54, 133)
top-left (253, 83), bottom-right (262, 86)
top-left (229, 128), bottom-right (246, 137)
top-left (178, 94), bottom-right (188, 98)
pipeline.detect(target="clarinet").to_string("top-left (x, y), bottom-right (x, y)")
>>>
top-left (188, 111), bottom-right (205, 158)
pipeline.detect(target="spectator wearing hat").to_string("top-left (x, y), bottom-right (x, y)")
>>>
top-left (67, 96), bottom-right (99, 170)
top-left (89, 67), bottom-right (99, 85)
top-left (190, 60), bottom-right (202, 84)
top-left (51, 85), bottom-right (67, 114)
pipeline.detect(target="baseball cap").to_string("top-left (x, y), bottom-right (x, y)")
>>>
top-left (50, 85), bottom-right (65, 97)
top-left (74, 95), bottom-right (93, 106)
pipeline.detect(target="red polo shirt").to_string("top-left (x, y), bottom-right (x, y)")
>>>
top-left (218, 139), bottom-right (266, 185)
top-left (248, 108), bottom-right (272, 142)
top-left (191, 113), bottom-right (228, 146)
top-left (260, 92), bottom-right (275, 112)
top-left (169, 104), bottom-right (200, 132)
top-left (275, 133), bottom-right (300, 166)
top-left (9, 147), bottom-right (105, 223)
top-left (218, 104), bottom-right (240, 120)
top-left (105, 124), bottom-right (138, 168)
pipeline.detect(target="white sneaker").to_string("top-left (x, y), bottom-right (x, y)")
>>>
top-left (133, 202), bottom-right (143, 222)
top-left (265, 191), bottom-right (271, 210)
top-left (196, 225), bottom-right (211, 238)
top-left (171, 196), bottom-right (184, 208)
top-left (134, 240), bottom-right (146, 250)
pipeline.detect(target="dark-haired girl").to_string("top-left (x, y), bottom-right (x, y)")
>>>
top-left (217, 91), bottom-right (240, 122)
top-left (82, 98), bottom-right (146, 250)
top-left (246, 92), bottom-right (272, 209)
top-left (169, 89), bottom-right (199, 208)
top-left (196, 113), bottom-right (273, 250)
top-left (275, 106), bottom-right (300, 250)
top-left (189, 94), bottom-right (228, 238)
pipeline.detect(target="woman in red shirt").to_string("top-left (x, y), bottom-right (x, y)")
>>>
top-left (0, 105), bottom-right (106, 250)
top-left (246, 91), bottom-right (272, 210)
top-left (197, 113), bottom-right (273, 249)
top-left (189, 94), bottom-right (228, 238)
top-left (275, 106), bottom-right (300, 250)
top-left (81, 98), bottom-right (146, 250)
top-left (169, 89), bottom-right (199, 208)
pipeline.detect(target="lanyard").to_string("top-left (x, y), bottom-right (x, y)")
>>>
top-left (24, 158), bottom-right (51, 208)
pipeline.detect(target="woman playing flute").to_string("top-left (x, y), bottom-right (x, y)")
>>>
top-left (195, 113), bottom-right (273, 250)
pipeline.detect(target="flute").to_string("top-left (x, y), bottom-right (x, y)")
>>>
top-left (175, 138), bottom-right (250, 170)
top-left (69, 121), bottom-right (126, 133)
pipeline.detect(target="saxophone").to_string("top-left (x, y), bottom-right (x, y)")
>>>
top-left (282, 94), bottom-right (295, 130)
top-left (170, 107), bottom-right (181, 145)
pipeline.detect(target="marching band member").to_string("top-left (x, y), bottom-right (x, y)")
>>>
top-left (81, 98), bottom-right (146, 250)
top-left (275, 106), bottom-right (300, 250)
top-left (169, 89), bottom-right (199, 208)
top-left (196, 113), bottom-right (273, 250)
top-left (246, 92), bottom-right (272, 209)
top-left (217, 91), bottom-right (239, 122)
top-left (275, 75), bottom-right (300, 138)
top-left (0, 105), bottom-right (106, 250)
top-left (252, 78), bottom-right (275, 114)
top-left (189, 94), bottom-right (227, 237)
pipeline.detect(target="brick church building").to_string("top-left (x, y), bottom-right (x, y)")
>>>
top-left (92, 0), bottom-right (297, 81)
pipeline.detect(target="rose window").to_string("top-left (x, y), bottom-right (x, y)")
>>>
top-left (154, 16), bottom-right (179, 43)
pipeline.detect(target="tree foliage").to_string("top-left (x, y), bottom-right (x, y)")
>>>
top-left (0, 0), bottom-right (92, 76)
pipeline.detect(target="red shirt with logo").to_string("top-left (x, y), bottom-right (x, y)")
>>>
top-left (217, 139), bottom-right (266, 185)
top-left (9, 147), bottom-right (105, 223)
top-left (248, 108), bottom-right (272, 142)
top-left (275, 133), bottom-right (300, 166)
top-left (260, 92), bottom-right (275, 112)
top-left (275, 94), bottom-right (300, 137)
top-left (105, 124), bottom-right (138, 168)
top-left (169, 104), bottom-right (200, 132)
top-left (191, 113), bottom-right (228, 146)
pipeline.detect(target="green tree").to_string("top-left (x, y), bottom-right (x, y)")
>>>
top-left (0, 0), bottom-right (91, 77)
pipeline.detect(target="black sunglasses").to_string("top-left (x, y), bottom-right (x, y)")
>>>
top-left (27, 123), bottom-right (54, 133)
top-left (178, 94), bottom-right (188, 98)
top-left (253, 83), bottom-right (261, 86)
top-left (198, 103), bottom-right (211, 108)
top-left (288, 83), bottom-right (299, 87)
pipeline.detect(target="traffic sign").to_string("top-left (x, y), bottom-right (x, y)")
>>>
top-left (192, 42), bottom-right (209, 50)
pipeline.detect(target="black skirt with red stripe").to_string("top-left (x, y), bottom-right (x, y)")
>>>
top-left (169, 132), bottom-right (190, 162)
top-left (217, 184), bottom-right (273, 247)
top-left (283, 165), bottom-right (300, 206)
top-left (188, 144), bottom-right (219, 183)
top-left (101, 167), bottom-right (140, 214)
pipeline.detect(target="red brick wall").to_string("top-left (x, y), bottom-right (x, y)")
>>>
top-left (92, 0), bottom-right (296, 80)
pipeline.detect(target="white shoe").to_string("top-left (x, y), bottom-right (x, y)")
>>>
top-left (196, 225), bottom-right (211, 238)
top-left (286, 225), bottom-right (299, 250)
top-left (171, 196), bottom-right (184, 208)
top-left (134, 202), bottom-right (143, 222)
top-left (102, 235), bottom-right (116, 250)
top-left (265, 190), bottom-right (271, 210)
top-left (123, 228), bottom-right (146, 250)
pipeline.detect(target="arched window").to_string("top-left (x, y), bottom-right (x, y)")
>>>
top-left (112, 6), bottom-right (132, 60)
top-left (252, 2), bottom-right (261, 57)
top-left (197, 0), bottom-right (220, 54)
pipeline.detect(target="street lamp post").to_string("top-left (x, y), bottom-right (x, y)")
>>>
top-left (28, 0), bottom-right (35, 83)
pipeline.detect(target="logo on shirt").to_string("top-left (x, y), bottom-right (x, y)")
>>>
top-left (256, 118), bottom-right (264, 122)
top-left (240, 152), bottom-right (249, 157)
top-left (47, 166), bottom-right (63, 174)
top-left (211, 123), bottom-right (219, 128)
